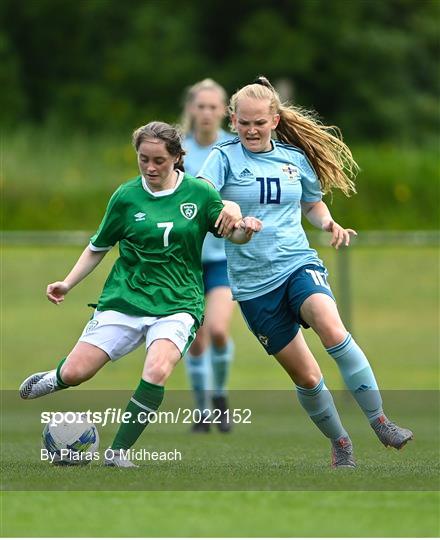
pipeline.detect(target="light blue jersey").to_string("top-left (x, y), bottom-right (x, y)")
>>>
top-left (184, 129), bottom-right (233, 263)
top-left (198, 137), bottom-right (323, 301)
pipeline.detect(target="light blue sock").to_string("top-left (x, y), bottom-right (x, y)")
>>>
top-left (184, 350), bottom-right (210, 412)
top-left (327, 333), bottom-right (384, 422)
top-left (296, 378), bottom-right (348, 440)
top-left (211, 339), bottom-right (234, 398)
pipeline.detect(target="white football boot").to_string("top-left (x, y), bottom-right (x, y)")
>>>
top-left (19, 370), bottom-right (61, 399)
top-left (104, 449), bottom-right (139, 468)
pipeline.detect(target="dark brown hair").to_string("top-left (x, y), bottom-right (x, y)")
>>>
top-left (132, 121), bottom-right (186, 170)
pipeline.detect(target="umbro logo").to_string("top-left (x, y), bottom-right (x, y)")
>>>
top-left (84, 320), bottom-right (99, 335)
top-left (134, 212), bottom-right (146, 221)
top-left (239, 168), bottom-right (253, 178)
top-left (175, 329), bottom-right (186, 341)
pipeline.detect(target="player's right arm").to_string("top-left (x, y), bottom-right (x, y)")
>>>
top-left (47, 186), bottom-right (124, 305)
top-left (46, 247), bottom-right (107, 305)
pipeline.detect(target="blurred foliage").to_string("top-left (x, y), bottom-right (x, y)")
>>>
top-left (2, 128), bottom-right (438, 230)
top-left (2, 0), bottom-right (439, 231)
top-left (1, 0), bottom-right (439, 143)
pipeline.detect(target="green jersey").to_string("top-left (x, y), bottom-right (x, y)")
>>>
top-left (90, 172), bottom-right (223, 324)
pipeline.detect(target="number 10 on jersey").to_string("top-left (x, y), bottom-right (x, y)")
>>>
top-left (256, 177), bottom-right (281, 204)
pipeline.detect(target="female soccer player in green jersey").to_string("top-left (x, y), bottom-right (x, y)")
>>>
top-left (19, 121), bottom-right (261, 467)
top-left (201, 77), bottom-right (412, 468)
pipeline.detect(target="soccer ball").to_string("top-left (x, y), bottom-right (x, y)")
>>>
top-left (42, 413), bottom-right (99, 465)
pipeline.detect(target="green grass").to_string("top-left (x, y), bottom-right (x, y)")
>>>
top-left (2, 491), bottom-right (439, 537)
top-left (1, 245), bottom-right (439, 536)
top-left (2, 491), bottom-right (437, 537)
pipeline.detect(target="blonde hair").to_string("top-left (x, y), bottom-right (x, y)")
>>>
top-left (229, 77), bottom-right (358, 196)
top-left (181, 78), bottom-right (228, 135)
top-left (132, 121), bottom-right (186, 170)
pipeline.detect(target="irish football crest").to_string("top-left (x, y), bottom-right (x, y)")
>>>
top-left (180, 203), bottom-right (198, 220)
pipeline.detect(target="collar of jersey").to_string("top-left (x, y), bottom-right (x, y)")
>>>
top-left (242, 139), bottom-right (275, 155)
top-left (141, 170), bottom-right (184, 197)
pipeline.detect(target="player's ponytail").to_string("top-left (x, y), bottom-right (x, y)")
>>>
top-left (229, 77), bottom-right (358, 196)
top-left (252, 75), bottom-right (275, 91)
top-left (132, 121), bottom-right (186, 171)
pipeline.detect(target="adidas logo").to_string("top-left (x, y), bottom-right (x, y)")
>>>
top-left (134, 212), bottom-right (146, 222)
top-left (239, 168), bottom-right (253, 178)
top-left (355, 384), bottom-right (372, 393)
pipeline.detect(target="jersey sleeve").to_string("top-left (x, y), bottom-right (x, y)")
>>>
top-left (299, 154), bottom-right (323, 202)
top-left (203, 182), bottom-right (224, 236)
top-left (197, 147), bottom-right (229, 191)
top-left (89, 187), bottom-right (125, 251)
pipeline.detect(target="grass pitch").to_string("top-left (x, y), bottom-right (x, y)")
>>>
top-left (1, 245), bottom-right (439, 537)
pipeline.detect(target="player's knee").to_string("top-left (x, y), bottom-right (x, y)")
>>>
top-left (145, 360), bottom-right (171, 386)
top-left (60, 363), bottom-right (86, 386)
top-left (189, 339), bottom-right (205, 356)
top-left (297, 372), bottom-right (322, 389)
top-left (309, 314), bottom-right (345, 348)
top-left (319, 326), bottom-right (347, 348)
top-left (210, 326), bottom-right (228, 349)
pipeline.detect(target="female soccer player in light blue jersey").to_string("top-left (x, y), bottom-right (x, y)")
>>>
top-left (199, 76), bottom-right (413, 468)
top-left (181, 79), bottom-right (235, 432)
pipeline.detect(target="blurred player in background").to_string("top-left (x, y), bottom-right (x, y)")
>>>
top-left (19, 121), bottom-right (261, 467)
top-left (181, 79), bottom-right (235, 432)
top-left (199, 76), bottom-right (413, 468)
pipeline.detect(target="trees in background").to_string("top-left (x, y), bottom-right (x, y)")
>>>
top-left (1, 0), bottom-right (438, 143)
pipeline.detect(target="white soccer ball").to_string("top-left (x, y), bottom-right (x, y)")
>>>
top-left (42, 413), bottom-right (99, 465)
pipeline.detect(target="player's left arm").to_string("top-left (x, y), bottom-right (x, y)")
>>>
top-left (227, 216), bottom-right (263, 244)
top-left (198, 149), bottom-right (242, 236)
top-left (205, 180), bottom-right (244, 239)
top-left (200, 177), bottom-right (242, 236)
top-left (215, 199), bottom-right (242, 236)
top-left (301, 200), bottom-right (357, 249)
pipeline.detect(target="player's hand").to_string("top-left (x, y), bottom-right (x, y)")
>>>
top-left (322, 219), bottom-right (357, 249)
top-left (216, 200), bottom-right (243, 237)
top-left (46, 281), bottom-right (70, 304)
top-left (236, 216), bottom-right (263, 240)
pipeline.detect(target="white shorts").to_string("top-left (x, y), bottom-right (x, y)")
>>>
top-left (79, 310), bottom-right (197, 361)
